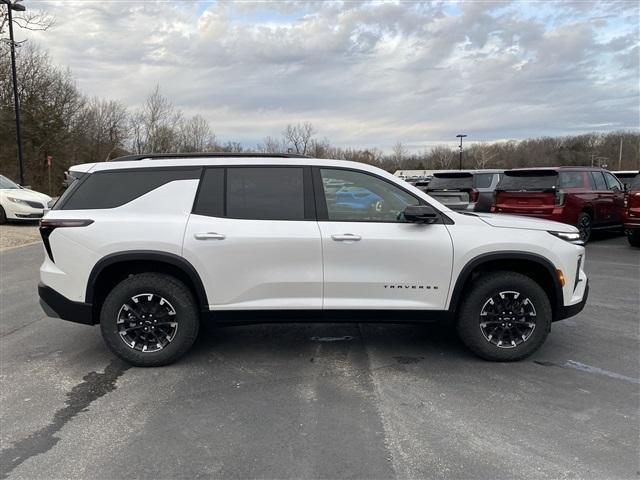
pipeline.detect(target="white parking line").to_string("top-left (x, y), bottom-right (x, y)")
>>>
top-left (564, 360), bottom-right (640, 385)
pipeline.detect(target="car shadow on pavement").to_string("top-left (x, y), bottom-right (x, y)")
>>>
top-left (187, 320), bottom-right (473, 366)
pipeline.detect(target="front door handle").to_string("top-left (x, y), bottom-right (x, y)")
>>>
top-left (194, 232), bottom-right (226, 240)
top-left (331, 234), bottom-right (361, 242)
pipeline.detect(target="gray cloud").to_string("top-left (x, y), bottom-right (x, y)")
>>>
top-left (19, 0), bottom-right (640, 151)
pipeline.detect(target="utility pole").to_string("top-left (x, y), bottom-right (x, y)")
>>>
top-left (456, 134), bottom-right (467, 170)
top-left (2, 0), bottom-right (27, 185)
top-left (618, 137), bottom-right (623, 171)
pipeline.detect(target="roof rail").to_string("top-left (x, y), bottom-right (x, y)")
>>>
top-left (109, 152), bottom-right (310, 162)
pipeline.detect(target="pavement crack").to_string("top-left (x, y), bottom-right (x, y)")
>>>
top-left (0, 360), bottom-right (130, 479)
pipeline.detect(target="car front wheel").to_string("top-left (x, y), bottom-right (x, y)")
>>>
top-left (456, 271), bottom-right (552, 361)
top-left (100, 273), bottom-right (200, 367)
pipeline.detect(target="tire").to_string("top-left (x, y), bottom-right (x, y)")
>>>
top-left (0, 206), bottom-right (7, 225)
top-left (456, 271), bottom-right (552, 362)
top-left (577, 212), bottom-right (592, 243)
top-left (628, 230), bottom-right (640, 247)
top-left (100, 273), bottom-right (200, 367)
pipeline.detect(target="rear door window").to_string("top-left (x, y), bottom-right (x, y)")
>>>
top-left (558, 172), bottom-right (584, 188)
top-left (226, 167), bottom-right (305, 220)
top-left (590, 172), bottom-right (607, 190)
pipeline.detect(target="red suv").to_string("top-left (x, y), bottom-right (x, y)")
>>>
top-left (623, 173), bottom-right (640, 247)
top-left (492, 167), bottom-right (625, 242)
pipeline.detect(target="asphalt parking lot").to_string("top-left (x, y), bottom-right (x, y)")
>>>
top-left (1, 235), bottom-right (638, 479)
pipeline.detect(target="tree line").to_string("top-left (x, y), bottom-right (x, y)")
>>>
top-left (1, 42), bottom-right (638, 195)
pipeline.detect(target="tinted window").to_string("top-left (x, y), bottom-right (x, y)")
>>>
top-left (59, 168), bottom-right (201, 210)
top-left (226, 167), bottom-right (304, 220)
top-left (603, 172), bottom-right (622, 190)
top-left (631, 175), bottom-right (640, 190)
top-left (320, 169), bottom-right (419, 222)
top-left (590, 172), bottom-right (607, 190)
top-left (193, 168), bottom-right (224, 217)
top-left (473, 173), bottom-right (494, 189)
top-left (428, 173), bottom-right (473, 190)
top-left (497, 171), bottom-right (558, 190)
top-left (559, 172), bottom-right (584, 188)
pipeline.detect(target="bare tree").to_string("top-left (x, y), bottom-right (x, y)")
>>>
top-left (283, 122), bottom-right (316, 154)
top-left (469, 142), bottom-right (498, 169)
top-left (258, 135), bottom-right (284, 153)
top-left (392, 141), bottom-right (408, 164)
top-left (130, 85), bottom-right (182, 153)
top-left (179, 114), bottom-right (214, 152)
top-left (0, 1), bottom-right (54, 37)
top-left (429, 145), bottom-right (454, 169)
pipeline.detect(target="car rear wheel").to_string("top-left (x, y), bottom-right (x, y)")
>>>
top-left (456, 271), bottom-right (552, 361)
top-left (628, 230), bottom-right (640, 247)
top-left (577, 212), bottom-right (592, 243)
top-left (100, 273), bottom-right (200, 367)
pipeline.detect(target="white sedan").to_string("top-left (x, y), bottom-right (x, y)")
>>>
top-left (0, 175), bottom-right (52, 223)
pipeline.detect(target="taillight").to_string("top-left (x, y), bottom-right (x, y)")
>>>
top-left (39, 219), bottom-right (94, 262)
top-left (555, 190), bottom-right (565, 206)
top-left (470, 189), bottom-right (479, 203)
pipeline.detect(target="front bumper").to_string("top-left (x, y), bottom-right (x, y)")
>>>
top-left (38, 282), bottom-right (94, 325)
top-left (556, 280), bottom-right (589, 321)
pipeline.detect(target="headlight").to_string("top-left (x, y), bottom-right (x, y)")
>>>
top-left (7, 197), bottom-right (30, 206)
top-left (548, 231), bottom-right (583, 245)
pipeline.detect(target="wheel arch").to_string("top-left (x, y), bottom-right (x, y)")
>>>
top-left (86, 251), bottom-right (209, 323)
top-left (448, 252), bottom-right (563, 320)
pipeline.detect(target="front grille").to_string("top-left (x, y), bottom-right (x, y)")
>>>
top-left (15, 213), bottom-right (44, 218)
top-left (24, 200), bottom-right (44, 209)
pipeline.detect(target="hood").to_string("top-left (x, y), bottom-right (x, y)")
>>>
top-left (470, 212), bottom-right (577, 233)
top-left (1, 188), bottom-right (52, 204)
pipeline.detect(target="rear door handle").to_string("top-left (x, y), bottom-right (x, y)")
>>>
top-left (331, 234), bottom-right (361, 242)
top-left (194, 232), bottom-right (226, 240)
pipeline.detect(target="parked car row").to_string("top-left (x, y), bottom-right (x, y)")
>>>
top-left (408, 167), bottom-right (638, 244)
top-left (0, 175), bottom-right (52, 224)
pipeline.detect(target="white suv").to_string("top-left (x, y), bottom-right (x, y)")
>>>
top-left (38, 153), bottom-right (589, 366)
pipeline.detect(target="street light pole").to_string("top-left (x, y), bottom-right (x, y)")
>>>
top-left (2, 0), bottom-right (26, 185)
top-left (456, 134), bottom-right (467, 170)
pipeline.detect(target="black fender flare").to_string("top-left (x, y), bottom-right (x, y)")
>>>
top-left (448, 251), bottom-right (563, 316)
top-left (85, 250), bottom-right (209, 310)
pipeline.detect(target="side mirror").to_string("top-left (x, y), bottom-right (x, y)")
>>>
top-left (403, 205), bottom-right (439, 224)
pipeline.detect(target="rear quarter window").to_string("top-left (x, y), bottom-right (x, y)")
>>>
top-left (57, 168), bottom-right (201, 210)
top-left (473, 173), bottom-right (494, 189)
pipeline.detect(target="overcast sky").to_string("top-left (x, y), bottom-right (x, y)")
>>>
top-left (20, 0), bottom-right (640, 151)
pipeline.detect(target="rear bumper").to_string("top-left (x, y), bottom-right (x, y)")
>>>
top-left (38, 282), bottom-right (94, 325)
top-left (556, 280), bottom-right (589, 321)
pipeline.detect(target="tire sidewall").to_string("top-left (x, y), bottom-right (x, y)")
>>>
top-left (456, 272), bottom-right (552, 361)
top-left (577, 212), bottom-right (592, 243)
top-left (100, 274), bottom-right (200, 367)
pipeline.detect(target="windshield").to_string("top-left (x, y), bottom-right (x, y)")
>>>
top-left (0, 175), bottom-right (20, 189)
top-left (427, 173), bottom-right (473, 190)
top-left (497, 170), bottom-right (558, 191)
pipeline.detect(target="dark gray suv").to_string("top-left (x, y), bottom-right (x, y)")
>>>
top-left (426, 170), bottom-right (503, 212)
